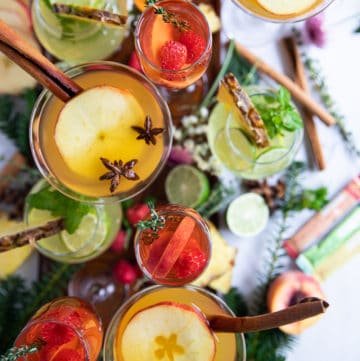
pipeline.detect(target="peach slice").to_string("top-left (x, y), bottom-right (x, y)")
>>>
top-left (121, 302), bottom-right (216, 361)
top-left (267, 270), bottom-right (326, 335)
top-left (256, 0), bottom-right (319, 16)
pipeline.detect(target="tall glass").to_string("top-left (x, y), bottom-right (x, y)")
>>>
top-left (103, 285), bottom-right (246, 361)
top-left (14, 297), bottom-right (103, 361)
top-left (30, 62), bottom-right (172, 203)
top-left (208, 86), bottom-right (303, 179)
top-left (24, 179), bottom-right (122, 263)
top-left (31, 0), bottom-right (128, 63)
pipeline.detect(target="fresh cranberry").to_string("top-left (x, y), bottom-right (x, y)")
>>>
top-left (126, 203), bottom-right (150, 226)
top-left (159, 40), bottom-right (187, 70)
top-left (173, 247), bottom-right (207, 279)
top-left (113, 260), bottom-right (138, 285)
top-left (179, 31), bottom-right (206, 63)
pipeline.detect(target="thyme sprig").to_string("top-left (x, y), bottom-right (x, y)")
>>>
top-left (0, 340), bottom-right (45, 361)
top-left (145, 0), bottom-right (190, 32)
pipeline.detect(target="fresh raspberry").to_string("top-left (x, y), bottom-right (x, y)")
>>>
top-left (110, 229), bottom-right (127, 253)
top-left (126, 203), bottom-right (150, 226)
top-left (39, 323), bottom-right (76, 346)
top-left (159, 40), bottom-right (187, 70)
top-left (113, 260), bottom-right (138, 285)
top-left (128, 51), bottom-right (143, 73)
top-left (179, 31), bottom-right (206, 63)
top-left (173, 247), bottom-right (207, 279)
top-left (51, 348), bottom-right (83, 361)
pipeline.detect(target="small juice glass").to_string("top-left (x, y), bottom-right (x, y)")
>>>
top-left (31, 0), bottom-right (128, 63)
top-left (134, 0), bottom-right (212, 89)
top-left (135, 205), bottom-right (211, 286)
top-left (14, 297), bottom-right (103, 361)
top-left (24, 179), bottom-right (121, 263)
top-left (103, 285), bottom-right (246, 361)
top-left (30, 62), bottom-right (172, 203)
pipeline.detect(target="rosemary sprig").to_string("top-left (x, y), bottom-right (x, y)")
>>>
top-left (136, 201), bottom-right (165, 235)
top-left (0, 340), bottom-right (45, 361)
top-left (145, 0), bottom-right (190, 32)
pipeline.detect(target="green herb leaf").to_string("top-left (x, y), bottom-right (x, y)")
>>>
top-left (26, 186), bottom-right (93, 234)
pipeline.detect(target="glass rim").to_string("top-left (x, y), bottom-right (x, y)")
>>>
top-left (229, 0), bottom-right (336, 23)
top-left (30, 61), bottom-right (173, 204)
top-left (134, 0), bottom-right (212, 74)
top-left (103, 284), bottom-right (246, 361)
top-left (225, 86), bottom-right (304, 166)
top-left (134, 204), bottom-right (212, 286)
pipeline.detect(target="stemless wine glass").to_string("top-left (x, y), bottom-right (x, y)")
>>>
top-left (14, 297), bottom-right (103, 361)
top-left (31, 0), bottom-right (128, 63)
top-left (134, 204), bottom-right (211, 286)
top-left (30, 62), bottom-right (172, 204)
top-left (103, 285), bottom-right (246, 361)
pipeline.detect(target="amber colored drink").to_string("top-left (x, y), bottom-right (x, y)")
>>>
top-left (15, 297), bottom-right (103, 361)
top-left (233, 0), bottom-right (334, 22)
top-left (135, 0), bottom-right (212, 89)
top-left (103, 286), bottom-right (246, 361)
top-left (30, 62), bottom-right (172, 203)
top-left (135, 205), bottom-right (211, 286)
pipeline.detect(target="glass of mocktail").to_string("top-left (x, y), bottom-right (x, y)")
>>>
top-left (14, 297), bottom-right (103, 361)
top-left (103, 285), bottom-right (246, 361)
top-left (32, 0), bottom-right (128, 63)
top-left (30, 62), bottom-right (172, 204)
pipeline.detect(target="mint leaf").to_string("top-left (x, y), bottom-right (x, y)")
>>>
top-left (26, 186), bottom-right (93, 234)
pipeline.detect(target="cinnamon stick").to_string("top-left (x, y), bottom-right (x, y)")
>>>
top-left (0, 20), bottom-right (83, 102)
top-left (0, 218), bottom-right (65, 252)
top-left (235, 42), bottom-right (336, 127)
top-left (209, 297), bottom-right (329, 333)
top-left (0, 152), bottom-right (27, 194)
top-left (283, 36), bottom-right (326, 170)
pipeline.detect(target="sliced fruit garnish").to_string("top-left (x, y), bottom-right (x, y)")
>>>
top-left (159, 40), bottom-right (187, 70)
top-left (55, 86), bottom-right (145, 182)
top-left (165, 165), bottom-right (210, 208)
top-left (226, 193), bottom-right (269, 237)
top-left (256, 0), bottom-right (319, 16)
top-left (39, 323), bottom-right (76, 346)
top-left (51, 3), bottom-right (128, 27)
top-left (121, 302), bottom-right (216, 361)
top-left (51, 348), bottom-right (83, 361)
top-left (146, 230), bottom-right (173, 274)
top-left (152, 216), bottom-right (196, 279)
top-left (217, 73), bottom-right (269, 147)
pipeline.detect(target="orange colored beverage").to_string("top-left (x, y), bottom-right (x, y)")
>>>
top-left (135, 0), bottom-right (212, 89)
top-left (14, 297), bottom-right (102, 361)
top-left (135, 205), bottom-right (211, 286)
top-left (103, 286), bottom-right (246, 361)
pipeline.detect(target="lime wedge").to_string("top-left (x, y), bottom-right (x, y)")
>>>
top-left (226, 193), bottom-right (269, 237)
top-left (213, 128), bottom-right (255, 172)
top-left (165, 165), bottom-right (210, 208)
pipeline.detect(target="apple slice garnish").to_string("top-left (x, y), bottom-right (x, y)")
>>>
top-left (55, 86), bottom-right (145, 181)
top-left (151, 216), bottom-right (196, 279)
top-left (256, 0), bottom-right (319, 16)
top-left (121, 302), bottom-right (216, 361)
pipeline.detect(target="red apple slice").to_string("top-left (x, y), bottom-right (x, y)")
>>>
top-left (256, 0), bottom-right (319, 16)
top-left (152, 216), bottom-right (196, 279)
top-left (0, 0), bottom-right (32, 32)
top-left (121, 302), bottom-right (216, 361)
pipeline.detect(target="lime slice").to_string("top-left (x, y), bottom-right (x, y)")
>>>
top-left (213, 128), bottom-right (255, 172)
top-left (165, 165), bottom-right (210, 208)
top-left (226, 193), bottom-right (269, 237)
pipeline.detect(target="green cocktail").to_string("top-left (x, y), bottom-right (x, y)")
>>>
top-left (32, 0), bottom-right (127, 63)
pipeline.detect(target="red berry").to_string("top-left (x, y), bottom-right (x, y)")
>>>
top-left (173, 247), bottom-right (207, 279)
top-left (39, 323), bottom-right (76, 346)
top-left (128, 51), bottom-right (143, 73)
top-left (126, 203), bottom-right (150, 226)
top-left (159, 40), bottom-right (187, 70)
top-left (179, 31), bottom-right (206, 63)
top-left (113, 260), bottom-right (138, 284)
top-left (110, 229), bottom-right (127, 253)
top-left (52, 349), bottom-right (83, 361)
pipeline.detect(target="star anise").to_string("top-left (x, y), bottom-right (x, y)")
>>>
top-left (99, 158), bottom-right (139, 193)
top-left (131, 115), bottom-right (164, 145)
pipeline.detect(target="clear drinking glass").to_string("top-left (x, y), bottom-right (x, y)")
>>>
top-left (31, 0), bottom-right (128, 63)
top-left (30, 62), bottom-right (173, 204)
top-left (103, 285), bottom-right (246, 361)
top-left (14, 297), bottom-right (103, 361)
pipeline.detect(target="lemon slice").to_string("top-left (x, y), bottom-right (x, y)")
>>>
top-left (226, 193), bottom-right (269, 237)
top-left (256, 0), bottom-right (319, 16)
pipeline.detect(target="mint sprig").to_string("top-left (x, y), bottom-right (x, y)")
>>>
top-left (254, 87), bottom-right (303, 138)
top-left (26, 186), bottom-right (93, 234)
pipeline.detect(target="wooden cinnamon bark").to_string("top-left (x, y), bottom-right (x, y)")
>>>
top-left (0, 20), bottom-right (83, 102)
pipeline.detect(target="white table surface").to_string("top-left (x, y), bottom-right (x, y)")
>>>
top-left (1, 0), bottom-right (360, 359)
